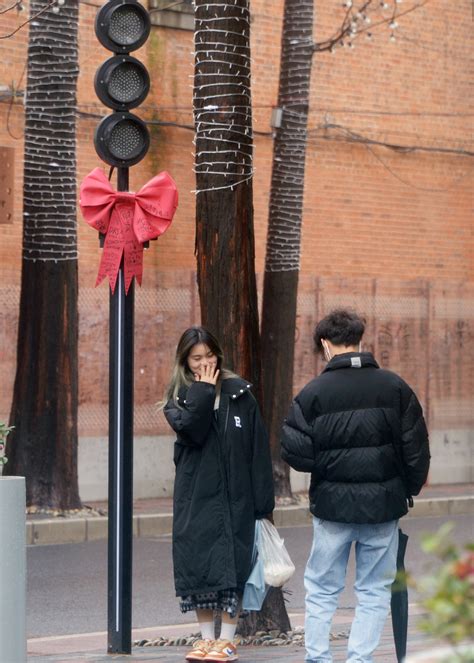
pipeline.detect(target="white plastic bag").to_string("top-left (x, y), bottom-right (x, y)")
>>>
top-left (257, 518), bottom-right (295, 587)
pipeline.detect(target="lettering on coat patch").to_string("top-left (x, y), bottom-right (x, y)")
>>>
top-left (234, 416), bottom-right (242, 428)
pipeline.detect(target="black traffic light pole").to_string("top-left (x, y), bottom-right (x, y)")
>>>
top-left (107, 166), bottom-right (134, 654)
top-left (92, 1), bottom-right (151, 653)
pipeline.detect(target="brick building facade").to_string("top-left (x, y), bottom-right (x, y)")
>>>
top-left (0, 0), bottom-right (472, 497)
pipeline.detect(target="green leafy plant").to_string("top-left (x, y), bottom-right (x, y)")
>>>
top-left (0, 422), bottom-right (14, 466)
top-left (415, 523), bottom-right (474, 662)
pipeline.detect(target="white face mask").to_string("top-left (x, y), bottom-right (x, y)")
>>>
top-left (322, 340), bottom-right (332, 362)
top-left (322, 340), bottom-right (362, 361)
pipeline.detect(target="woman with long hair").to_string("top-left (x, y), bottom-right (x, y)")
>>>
top-left (163, 326), bottom-right (274, 662)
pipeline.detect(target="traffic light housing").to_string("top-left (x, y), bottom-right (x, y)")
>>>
top-left (94, 56), bottom-right (150, 111)
top-left (94, 113), bottom-right (150, 168)
top-left (95, 0), bottom-right (150, 53)
top-left (94, 0), bottom-right (151, 168)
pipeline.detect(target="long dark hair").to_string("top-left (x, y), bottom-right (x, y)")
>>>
top-left (164, 326), bottom-right (235, 404)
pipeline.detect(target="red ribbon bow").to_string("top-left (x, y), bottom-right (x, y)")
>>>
top-left (80, 168), bottom-right (178, 294)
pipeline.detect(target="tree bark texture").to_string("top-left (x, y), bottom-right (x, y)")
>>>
top-left (194, 0), bottom-right (261, 391)
top-left (237, 587), bottom-right (291, 636)
top-left (5, 0), bottom-right (80, 510)
top-left (261, 0), bottom-right (314, 497)
top-left (193, 0), bottom-right (290, 633)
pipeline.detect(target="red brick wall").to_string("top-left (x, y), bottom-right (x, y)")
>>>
top-left (0, 1), bottom-right (472, 483)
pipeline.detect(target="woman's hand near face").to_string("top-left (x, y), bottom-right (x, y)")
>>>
top-left (194, 363), bottom-right (220, 385)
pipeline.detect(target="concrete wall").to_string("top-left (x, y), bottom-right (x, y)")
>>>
top-left (77, 428), bottom-right (473, 502)
top-left (79, 435), bottom-right (175, 502)
top-left (78, 434), bottom-right (314, 502)
top-left (78, 435), bottom-right (315, 502)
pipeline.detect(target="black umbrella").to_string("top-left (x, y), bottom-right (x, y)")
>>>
top-left (391, 529), bottom-right (409, 662)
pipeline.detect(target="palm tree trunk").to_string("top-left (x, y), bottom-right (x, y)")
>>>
top-left (194, 0), bottom-right (261, 390)
top-left (261, 0), bottom-right (314, 497)
top-left (5, 0), bottom-right (80, 510)
top-left (193, 0), bottom-right (291, 633)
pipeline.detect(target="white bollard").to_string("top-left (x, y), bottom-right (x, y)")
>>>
top-left (0, 476), bottom-right (26, 662)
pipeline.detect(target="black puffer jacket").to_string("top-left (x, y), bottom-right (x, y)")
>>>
top-left (281, 352), bottom-right (430, 524)
top-left (164, 377), bottom-right (274, 597)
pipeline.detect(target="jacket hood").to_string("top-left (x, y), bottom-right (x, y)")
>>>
top-left (322, 351), bottom-right (379, 373)
top-left (221, 376), bottom-right (253, 399)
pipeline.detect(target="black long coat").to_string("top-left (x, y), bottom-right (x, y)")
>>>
top-left (164, 376), bottom-right (275, 597)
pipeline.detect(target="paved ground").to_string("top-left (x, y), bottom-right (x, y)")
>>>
top-left (26, 515), bottom-right (474, 637)
top-left (26, 510), bottom-right (473, 662)
top-left (27, 607), bottom-right (437, 662)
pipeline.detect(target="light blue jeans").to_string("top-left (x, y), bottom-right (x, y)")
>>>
top-left (304, 517), bottom-right (399, 663)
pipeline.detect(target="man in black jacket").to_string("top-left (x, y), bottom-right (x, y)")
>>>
top-left (281, 309), bottom-right (430, 663)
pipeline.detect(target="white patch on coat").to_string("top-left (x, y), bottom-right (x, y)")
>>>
top-left (234, 416), bottom-right (242, 428)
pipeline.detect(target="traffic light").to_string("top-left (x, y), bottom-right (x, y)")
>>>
top-left (94, 0), bottom-right (151, 168)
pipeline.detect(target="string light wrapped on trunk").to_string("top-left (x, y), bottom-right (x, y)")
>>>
top-left (94, 0), bottom-right (151, 168)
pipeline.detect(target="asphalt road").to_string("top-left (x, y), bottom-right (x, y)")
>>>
top-left (27, 514), bottom-right (473, 638)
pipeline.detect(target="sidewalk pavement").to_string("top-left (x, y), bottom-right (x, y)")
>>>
top-left (26, 483), bottom-right (473, 546)
top-left (28, 606), bottom-right (440, 662)
top-left (25, 484), bottom-right (472, 661)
